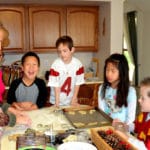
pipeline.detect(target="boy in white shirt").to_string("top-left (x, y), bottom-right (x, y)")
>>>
top-left (48, 35), bottom-right (85, 106)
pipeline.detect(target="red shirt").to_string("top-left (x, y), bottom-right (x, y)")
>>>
top-left (135, 112), bottom-right (150, 149)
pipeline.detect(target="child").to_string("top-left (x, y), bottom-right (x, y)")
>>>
top-left (116, 77), bottom-right (150, 150)
top-left (48, 35), bottom-right (85, 106)
top-left (7, 52), bottom-right (47, 111)
top-left (98, 53), bottom-right (137, 125)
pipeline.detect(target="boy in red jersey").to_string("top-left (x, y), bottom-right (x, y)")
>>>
top-left (116, 77), bottom-right (150, 150)
top-left (48, 36), bottom-right (85, 106)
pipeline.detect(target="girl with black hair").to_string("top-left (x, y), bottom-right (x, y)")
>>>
top-left (98, 53), bottom-right (137, 125)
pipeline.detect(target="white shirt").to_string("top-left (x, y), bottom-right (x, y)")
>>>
top-left (98, 85), bottom-right (137, 125)
top-left (48, 57), bottom-right (85, 105)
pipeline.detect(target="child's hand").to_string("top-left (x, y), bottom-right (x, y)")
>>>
top-left (16, 113), bottom-right (32, 126)
top-left (71, 100), bottom-right (80, 107)
top-left (112, 118), bottom-right (122, 124)
top-left (8, 106), bottom-right (23, 115)
top-left (12, 102), bottom-right (38, 111)
top-left (112, 119), bottom-right (129, 134)
top-left (54, 102), bottom-right (59, 108)
top-left (11, 102), bottom-right (24, 111)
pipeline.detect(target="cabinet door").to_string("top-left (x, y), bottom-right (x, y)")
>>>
top-left (29, 6), bottom-right (66, 52)
top-left (0, 6), bottom-right (26, 52)
top-left (67, 7), bottom-right (99, 52)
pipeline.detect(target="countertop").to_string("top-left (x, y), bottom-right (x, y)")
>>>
top-left (0, 105), bottom-right (93, 150)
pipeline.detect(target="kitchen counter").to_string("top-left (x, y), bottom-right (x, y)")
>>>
top-left (85, 80), bottom-right (103, 85)
top-left (0, 106), bottom-right (137, 150)
top-left (1, 107), bottom-right (74, 150)
top-left (1, 105), bottom-right (96, 150)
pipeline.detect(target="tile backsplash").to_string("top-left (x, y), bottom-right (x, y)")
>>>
top-left (3, 52), bottom-right (94, 79)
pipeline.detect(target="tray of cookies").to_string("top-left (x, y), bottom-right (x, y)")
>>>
top-left (63, 108), bottom-right (112, 129)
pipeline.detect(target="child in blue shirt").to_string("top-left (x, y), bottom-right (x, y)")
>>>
top-left (98, 53), bottom-right (137, 125)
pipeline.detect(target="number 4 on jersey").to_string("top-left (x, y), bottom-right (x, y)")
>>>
top-left (61, 77), bottom-right (71, 96)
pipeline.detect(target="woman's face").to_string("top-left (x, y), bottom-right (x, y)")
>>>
top-left (0, 29), bottom-right (6, 47)
top-left (0, 29), bottom-right (6, 63)
top-left (0, 29), bottom-right (5, 42)
top-left (0, 51), bottom-right (4, 63)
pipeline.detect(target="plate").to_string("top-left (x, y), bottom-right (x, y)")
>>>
top-left (57, 142), bottom-right (97, 150)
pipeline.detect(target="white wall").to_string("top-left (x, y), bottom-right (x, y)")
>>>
top-left (96, 0), bottom-right (124, 80)
top-left (95, 2), bottom-right (110, 80)
top-left (110, 0), bottom-right (124, 54)
top-left (141, 12), bottom-right (150, 80)
top-left (3, 52), bottom-right (93, 79)
top-left (124, 1), bottom-right (150, 83)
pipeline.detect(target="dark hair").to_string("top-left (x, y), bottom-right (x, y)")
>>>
top-left (102, 53), bottom-right (129, 107)
top-left (21, 52), bottom-right (40, 66)
top-left (56, 35), bottom-right (74, 51)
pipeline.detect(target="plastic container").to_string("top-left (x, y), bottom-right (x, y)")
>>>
top-left (16, 135), bottom-right (46, 150)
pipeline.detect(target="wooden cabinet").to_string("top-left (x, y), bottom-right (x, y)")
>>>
top-left (78, 82), bottom-right (101, 107)
top-left (67, 7), bottom-right (99, 52)
top-left (0, 5), bottom-right (99, 53)
top-left (29, 6), bottom-right (99, 52)
top-left (29, 6), bottom-right (66, 52)
top-left (0, 6), bottom-right (26, 52)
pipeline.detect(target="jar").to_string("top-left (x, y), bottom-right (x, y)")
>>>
top-left (16, 135), bottom-right (46, 150)
top-left (44, 124), bottom-right (56, 144)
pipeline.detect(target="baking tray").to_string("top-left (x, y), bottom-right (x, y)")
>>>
top-left (63, 108), bottom-right (112, 129)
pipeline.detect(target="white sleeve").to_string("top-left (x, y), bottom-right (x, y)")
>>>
top-left (47, 62), bottom-right (60, 87)
top-left (126, 87), bottom-right (137, 125)
top-left (76, 62), bottom-right (85, 85)
top-left (98, 85), bottom-right (105, 111)
top-left (128, 137), bottom-right (147, 150)
top-left (128, 122), bottom-right (135, 133)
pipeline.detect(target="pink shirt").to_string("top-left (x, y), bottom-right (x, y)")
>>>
top-left (0, 70), bottom-right (5, 102)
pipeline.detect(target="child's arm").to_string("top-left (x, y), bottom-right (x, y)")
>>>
top-left (11, 102), bottom-right (38, 111)
top-left (54, 87), bottom-right (60, 107)
top-left (71, 85), bottom-right (80, 106)
top-left (15, 113), bottom-right (32, 126)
